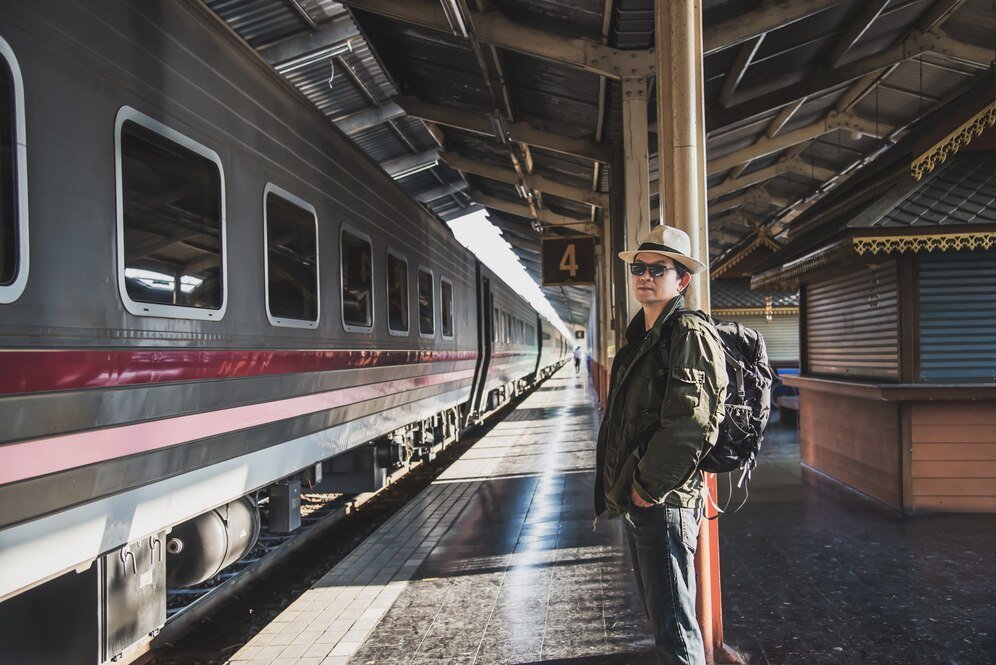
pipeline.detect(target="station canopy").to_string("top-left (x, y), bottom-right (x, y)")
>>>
top-left (204, 0), bottom-right (994, 327)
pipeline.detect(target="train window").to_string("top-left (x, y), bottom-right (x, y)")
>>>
top-left (418, 267), bottom-right (434, 337)
top-left (440, 278), bottom-right (454, 339)
top-left (0, 39), bottom-right (26, 303)
top-left (263, 184), bottom-right (318, 328)
top-left (386, 249), bottom-right (409, 335)
top-left (341, 226), bottom-right (373, 332)
top-left (116, 107), bottom-right (226, 319)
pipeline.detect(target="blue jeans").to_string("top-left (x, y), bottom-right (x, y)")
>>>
top-left (624, 503), bottom-right (705, 665)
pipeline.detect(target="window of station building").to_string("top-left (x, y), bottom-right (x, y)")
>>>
top-left (418, 267), bottom-right (434, 337)
top-left (116, 107), bottom-right (226, 319)
top-left (386, 249), bottom-right (409, 336)
top-left (341, 226), bottom-right (373, 332)
top-left (0, 37), bottom-right (27, 304)
top-left (263, 184), bottom-right (318, 328)
top-left (440, 277), bottom-right (454, 339)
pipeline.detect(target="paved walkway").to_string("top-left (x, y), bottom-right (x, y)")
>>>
top-left (228, 365), bottom-right (651, 665)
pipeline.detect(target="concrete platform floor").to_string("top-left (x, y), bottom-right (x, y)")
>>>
top-left (720, 412), bottom-right (996, 665)
top-left (227, 364), bottom-right (996, 664)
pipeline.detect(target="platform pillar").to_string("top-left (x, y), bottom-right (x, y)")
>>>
top-left (655, 1), bottom-right (738, 662)
top-left (621, 76), bottom-right (652, 322)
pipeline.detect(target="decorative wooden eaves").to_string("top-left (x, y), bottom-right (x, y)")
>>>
top-left (854, 231), bottom-right (996, 255)
top-left (712, 307), bottom-right (799, 318)
top-left (711, 232), bottom-right (781, 279)
top-left (752, 230), bottom-right (996, 289)
top-left (911, 101), bottom-right (996, 181)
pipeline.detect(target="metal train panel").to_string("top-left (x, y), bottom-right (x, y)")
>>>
top-left (0, 0), bottom-right (565, 614)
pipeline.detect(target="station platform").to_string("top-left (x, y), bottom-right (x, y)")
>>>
top-left (227, 366), bottom-right (651, 665)
top-left (226, 364), bottom-right (996, 665)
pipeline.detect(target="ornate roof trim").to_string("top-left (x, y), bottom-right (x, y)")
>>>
top-left (911, 101), bottom-right (996, 181)
top-left (712, 307), bottom-right (799, 317)
top-left (753, 229), bottom-right (996, 289)
top-left (854, 230), bottom-right (996, 256)
top-left (711, 233), bottom-right (781, 279)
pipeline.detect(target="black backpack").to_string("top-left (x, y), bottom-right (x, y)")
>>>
top-left (657, 309), bottom-right (774, 477)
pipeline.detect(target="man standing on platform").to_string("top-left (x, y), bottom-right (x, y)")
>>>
top-left (594, 225), bottom-right (728, 665)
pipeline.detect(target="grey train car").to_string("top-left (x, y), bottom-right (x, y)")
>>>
top-left (0, 1), bottom-right (569, 662)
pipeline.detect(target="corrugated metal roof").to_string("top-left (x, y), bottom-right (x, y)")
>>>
top-left (205, 0), bottom-right (992, 326)
top-left (494, 0), bottom-right (605, 40)
top-left (862, 152), bottom-right (996, 228)
top-left (207, 0), bottom-right (311, 47)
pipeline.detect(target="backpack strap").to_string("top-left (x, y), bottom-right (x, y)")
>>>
top-left (660, 310), bottom-right (746, 401)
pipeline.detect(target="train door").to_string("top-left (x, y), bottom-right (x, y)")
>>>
top-left (532, 315), bottom-right (543, 379)
top-left (467, 263), bottom-right (493, 423)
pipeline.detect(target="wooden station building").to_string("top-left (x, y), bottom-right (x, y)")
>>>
top-left (751, 85), bottom-right (995, 514)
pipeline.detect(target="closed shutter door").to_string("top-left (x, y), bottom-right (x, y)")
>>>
top-left (919, 251), bottom-right (996, 383)
top-left (805, 261), bottom-right (899, 380)
top-left (731, 314), bottom-right (800, 365)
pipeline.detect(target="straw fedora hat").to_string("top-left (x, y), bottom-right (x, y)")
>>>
top-left (618, 224), bottom-right (707, 274)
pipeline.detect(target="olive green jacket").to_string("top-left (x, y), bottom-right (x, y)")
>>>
top-left (594, 295), bottom-right (728, 518)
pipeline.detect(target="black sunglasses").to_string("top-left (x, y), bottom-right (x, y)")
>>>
top-left (629, 261), bottom-right (677, 278)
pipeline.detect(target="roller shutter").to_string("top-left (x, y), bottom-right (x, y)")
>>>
top-left (919, 251), bottom-right (996, 383)
top-left (805, 261), bottom-right (899, 380)
top-left (724, 314), bottom-right (799, 365)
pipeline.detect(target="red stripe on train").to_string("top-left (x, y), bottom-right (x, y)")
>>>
top-left (0, 348), bottom-right (479, 396)
top-left (0, 368), bottom-right (478, 485)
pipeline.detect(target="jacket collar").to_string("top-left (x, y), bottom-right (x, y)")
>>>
top-left (624, 295), bottom-right (685, 346)
top-left (609, 295), bottom-right (686, 403)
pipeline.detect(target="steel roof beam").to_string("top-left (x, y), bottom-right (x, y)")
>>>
top-left (335, 102), bottom-right (406, 135)
top-left (708, 158), bottom-right (835, 199)
top-left (259, 15), bottom-right (358, 66)
top-left (380, 149), bottom-right (439, 178)
top-left (395, 96), bottom-right (610, 163)
top-left (712, 228), bottom-right (746, 245)
top-left (441, 152), bottom-right (610, 208)
top-left (414, 180), bottom-right (468, 203)
top-left (710, 189), bottom-right (790, 214)
top-left (703, 0), bottom-right (840, 55)
top-left (917, 0), bottom-right (970, 32)
top-left (467, 190), bottom-right (600, 236)
top-left (708, 28), bottom-right (993, 133)
top-left (339, 0), bottom-right (654, 79)
top-left (708, 111), bottom-right (890, 174)
top-left (826, 1), bottom-right (890, 69)
top-left (718, 35), bottom-right (765, 108)
top-left (343, 0), bottom-right (864, 78)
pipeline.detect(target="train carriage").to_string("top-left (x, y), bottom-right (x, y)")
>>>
top-left (0, 2), bottom-right (570, 662)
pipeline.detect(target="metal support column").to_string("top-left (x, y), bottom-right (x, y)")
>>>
top-left (601, 214), bottom-right (617, 400)
top-left (621, 76), bottom-right (652, 321)
top-left (655, 1), bottom-right (739, 663)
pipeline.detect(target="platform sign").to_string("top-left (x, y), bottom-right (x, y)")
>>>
top-left (541, 236), bottom-right (595, 286)
top-left (575, 330), bottom-right (585, 339)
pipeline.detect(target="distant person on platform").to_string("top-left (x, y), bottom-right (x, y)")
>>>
top-left (594, 225), bottom-right (728, 665)
top-left (574, 345), bottom-right (582, 374)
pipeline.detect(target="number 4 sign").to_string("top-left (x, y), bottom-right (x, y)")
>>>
top-left (541, 236), bottom-right (595, 286)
